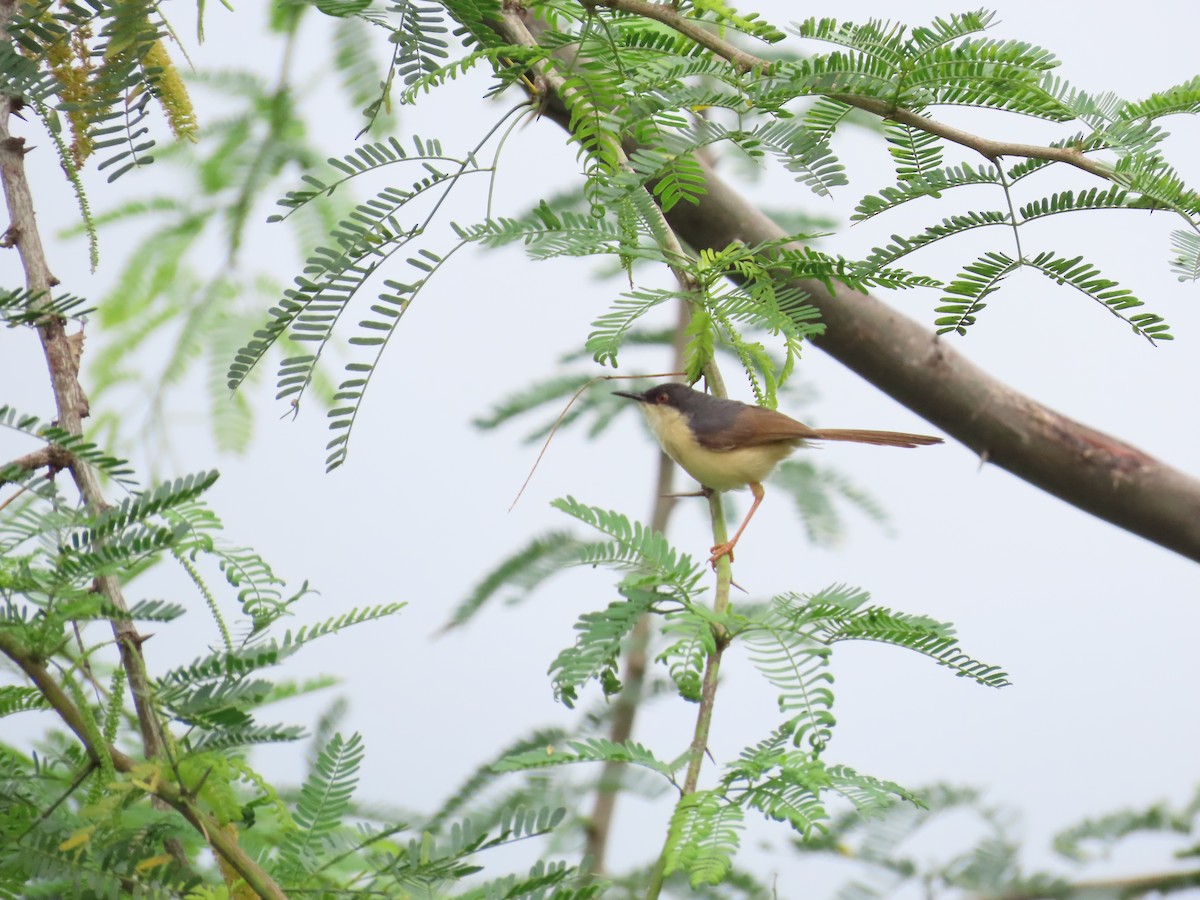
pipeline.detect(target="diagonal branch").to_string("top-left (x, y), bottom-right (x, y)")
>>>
top-left (655, 155), bottom-right (1200, 563)
top-left (0, 632), bottom-right (288, 900)
top-left (985, 865), bottom-right (1200, 900)
top-left (494, 6), bottom-right (1200, 564)
top-left (579, 0), bottom-right (1113, 179)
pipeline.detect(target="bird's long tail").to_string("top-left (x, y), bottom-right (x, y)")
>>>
top-left (810, 429), bottom-right (943, 448)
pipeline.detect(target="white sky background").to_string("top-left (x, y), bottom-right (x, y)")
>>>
top-left (3, 0), bottom-right (1200, 895)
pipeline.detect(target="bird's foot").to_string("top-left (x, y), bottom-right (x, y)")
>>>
top-left (708, 541), bottom-right (735, 570)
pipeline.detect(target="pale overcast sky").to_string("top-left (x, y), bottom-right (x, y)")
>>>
top-left (3, 0), bottom-right (1199, 895)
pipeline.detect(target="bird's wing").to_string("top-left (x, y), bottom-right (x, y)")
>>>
top-left (692, 405), bottom-right (820, 451)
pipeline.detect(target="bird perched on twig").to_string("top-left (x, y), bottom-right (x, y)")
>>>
top-left (614, 382), bottom-right (943, 567)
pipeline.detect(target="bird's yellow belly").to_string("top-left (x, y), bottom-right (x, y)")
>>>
top-left (659, 426), bottom-right (799, 491)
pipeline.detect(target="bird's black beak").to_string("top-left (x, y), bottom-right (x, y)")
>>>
top-left (612, 390), bottom-right (646, 402)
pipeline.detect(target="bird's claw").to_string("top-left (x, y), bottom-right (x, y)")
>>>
top-left (708, 542), bottom-right (735, 570)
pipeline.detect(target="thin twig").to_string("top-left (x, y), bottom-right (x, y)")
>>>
top-left (602, 150), bottom-right (737, 899)
top-left (579, 0), bottom-right (1115, 180)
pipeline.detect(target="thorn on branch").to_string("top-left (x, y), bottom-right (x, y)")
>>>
top-left (121, 631), bottom-right (154, 652)
top-left (183, 765), bottom-right (214, 801)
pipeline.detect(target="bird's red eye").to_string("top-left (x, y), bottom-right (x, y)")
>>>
top-left (655, 393), bottom-right (668, 404)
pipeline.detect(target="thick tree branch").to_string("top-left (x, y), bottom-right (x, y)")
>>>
top-left (496, 7), bottom-right (1200, 564)
top-left (986, 865), bottom-right (1200, 899)
top-left (659, 159), bottom-right (1200, 563)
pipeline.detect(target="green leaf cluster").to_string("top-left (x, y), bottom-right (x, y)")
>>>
top-left (480, 501), bottom-right (1007, 886)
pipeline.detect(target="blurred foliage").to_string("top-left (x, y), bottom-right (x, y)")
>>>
top-left (3, 0), bottom-right (1199, 895)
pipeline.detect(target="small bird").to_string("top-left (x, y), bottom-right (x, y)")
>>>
top-left (614, 383), bottom-right (943, 567)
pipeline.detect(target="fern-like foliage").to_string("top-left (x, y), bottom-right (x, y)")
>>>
top-left (657, 606), bottom-right (719, 703)
top-left (369, 806), bottom-right (569, 892)
top-left (1169, 229), bottom-right (1200, 282)
top-left (280, 731), bottom-right (366, 877)
top-left (548, 585), bottom-right (660, 708)
top-left (85, 471), bottom-right (218, 542)
top-left (662, 790), bottom-right (745, 887)
top-left (932, 250), bottom-right (1019, 336)
top-left (471, 369), bottom-right (631, 446)
top-left (587, 288), bottom-right (690, 366)
top-left (768, 586), bottom-right (1010, 687)
top-left (885, 120), bottom-right (945, 182)
top-left (232, 110), bottom-right (543, 469)
top-left (861, 211), bottom-right (1011, 272)
top-left (0, 468), bottom-right (398, 892)
top-left (0, 288), bottom-right (94, 326)
top-left (232, 135), bottom-right (467, 404)
top-left (854, 163), bottom-right (1002, 221)
top-left (786, 780), bottom-right (1200, 898)
top-left (426, 727), bottom-right (569, 831)
top-left (551, 497), bottom-right (703, 599)
top-left (318, 0), bottom-right (452, 135)
top-left (740, 612), bottom-right (836, 754)
top-left (0, 411), bottom-right (410, 900)
top-left (722, 729), bottom-right (832, 838)
top-left (739, 585), bottom-right (1008, 754)
top-left (1053, 797), bottom-right (1196, 862)
top-left (0, 408), bottom-right (137, 489)
top-left (0, 686), bottom-right (49, 718)
top-left (1025, 250), bottom-right (1173, 343)
top-left (446, 530), bottom-right (587, 629)
top-left (493, 738), bottom-right (682, 779)
top-left (721, 727), bottom-right (920, 844)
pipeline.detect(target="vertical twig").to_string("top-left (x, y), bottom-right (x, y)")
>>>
top-left (0, 4), bottom-right (268, 888)
top-left (493, 8), bottom-right (739, 888)
top-left (585, 301), bottom-right (690, 873)
top-left (634, 198), bottom-right (736, 900)
top-left (0, 1), bottom-right (165, 763)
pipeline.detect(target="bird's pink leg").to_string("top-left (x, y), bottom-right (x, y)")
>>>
top-left (708, 482), bottom-right (765, 569)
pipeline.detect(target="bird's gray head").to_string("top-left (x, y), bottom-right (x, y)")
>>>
top-left (612, 382), bottom-right (707, 411)
top-left (614, 382), bottom-right (750, 444)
